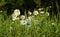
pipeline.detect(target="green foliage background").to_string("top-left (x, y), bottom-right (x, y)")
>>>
top-left (0, 0), bottom-right (60, 37)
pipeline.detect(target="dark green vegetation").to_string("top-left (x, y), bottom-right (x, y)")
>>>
top-left (0, 0), bottom-right (60, 37)
top-left (0, 0), bottom-right (60, 16)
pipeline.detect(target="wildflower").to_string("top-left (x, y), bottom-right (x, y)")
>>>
top-left (38, 8), bottom-right (43, 11)
top-left (12, 9), bottom-right (20, 21)
top-left (20, 20), bottom-right (26, 25)
top-left (28, 11), bottom-right (32, 15)
top-left (14, 9), bottom-right (20, 16)
top-left (33, 10), bottom-right (39, 15)
top-left (20, 20), bottom-right (32, 27)
top-left (26, 16), bottom-right (32, 21)
top-left (12, 14), bottom-right (19, 21)
top-left (25, 21), bottom-right (32, 27)
top-left (46, 12), bottom-right (49, 16)
top-left (20, 15), bottom-right (25, 20)
top-left (40, 11), bottom-right (44, 14)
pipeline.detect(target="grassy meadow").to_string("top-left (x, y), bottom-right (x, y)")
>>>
top-left (0, 9), bottom-right (60, 37)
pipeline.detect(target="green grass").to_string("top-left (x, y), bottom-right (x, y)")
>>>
top-left (0, 11), bottom-right (60, 37)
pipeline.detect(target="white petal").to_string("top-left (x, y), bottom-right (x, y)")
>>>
top-left (33, 10), bottom-right (39, 15)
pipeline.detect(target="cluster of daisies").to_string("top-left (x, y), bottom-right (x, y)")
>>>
top-left (12, 8), bottom-right (49, 27)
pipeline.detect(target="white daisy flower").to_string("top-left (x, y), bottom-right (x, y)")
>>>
top-left (20, 20), bottom-right (32, 27)
top-left (28, 16), bottom-right (32, 21)
top-left (40, 11), bottom-right (45, 14)
top-left (38, 8), bottom-right (43, 11)
top-left (25, 21), bottom-right (32, 27)
top-left (20, 15), bottom-right (25, 20)
top-left (46, 12), bottom-right (49, 16)
top-left (12, 14), bottom-right (16, 21)
top-left (12, 17), bottom-right (19, 21)
top-left (20, 20), bottom-right (27, 25)
top-left (12, 14), bottom-right (19, 21)
top-left (33, 10), bottom-right (39, 15)
top-left (14, 9), bottom-right (20, 16)
top-left (28, 11), bottom-right (32, 15)
top-left (12, 9), bottom-right (20, 21)
top-left (26, 16), bottom-right (32, 21)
